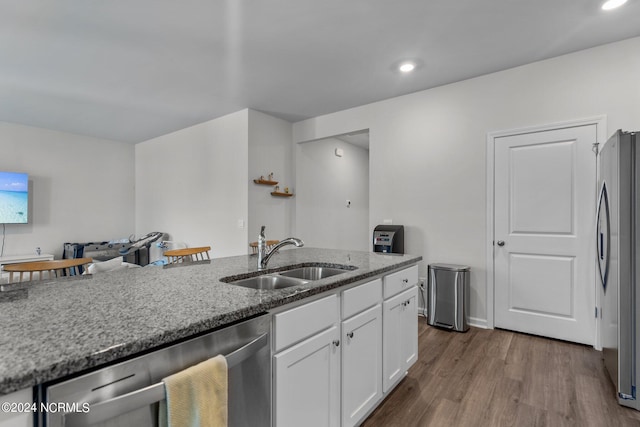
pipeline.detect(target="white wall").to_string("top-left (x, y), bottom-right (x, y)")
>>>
top-left (296, 137), bottom-right (369, 251)
top-left (293, 37), bottom-right (640, 326)
top-left (135, 110), bottom-right (249, 258)
top-left (0, 121), bottom-right (135, 258)
top-left (248, 110), bottom-right (293, 243)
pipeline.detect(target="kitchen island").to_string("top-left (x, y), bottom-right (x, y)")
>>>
top-left (0, 248), bottom-right (421, 396)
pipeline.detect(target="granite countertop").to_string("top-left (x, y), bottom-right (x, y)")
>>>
top-left (0, 248), bottom-right (421, 395)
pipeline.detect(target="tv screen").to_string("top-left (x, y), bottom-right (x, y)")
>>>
top-left (0, 171), bottom-right (28, 224)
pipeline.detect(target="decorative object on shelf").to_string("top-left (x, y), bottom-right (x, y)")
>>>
top-left (254, 171), bottom-right (278, 185)
top-left (253, 172), bottom-right (293, 196)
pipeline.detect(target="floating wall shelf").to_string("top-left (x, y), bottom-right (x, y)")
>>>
top-left (254, 179), bottom-right (278, 185)
top-left (271, 192), bottom-right (294, 197)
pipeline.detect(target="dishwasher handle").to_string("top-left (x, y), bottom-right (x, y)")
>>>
top-left (64, 333), bottom-right (268, 427)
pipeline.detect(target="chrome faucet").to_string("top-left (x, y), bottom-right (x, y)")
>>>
top-left (257, 226), bottom-right (304, 270)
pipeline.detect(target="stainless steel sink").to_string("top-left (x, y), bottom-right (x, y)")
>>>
top-left (278, 266), bottom-right (350, 280)
top-left (227, 274), bottom-right (308, 290)
top-left (222, 264), bottom-right (355, 290)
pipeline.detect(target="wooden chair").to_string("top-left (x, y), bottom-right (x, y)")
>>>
top-left (3, 258), bottom-right (93, 283)
top-left (249, 240), bottom-right (280, 255)
top-left (164, 246), bottom-right (211, 264)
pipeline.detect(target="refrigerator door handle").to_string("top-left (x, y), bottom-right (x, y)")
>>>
top-left (596, 181), bottom-right (611, 290)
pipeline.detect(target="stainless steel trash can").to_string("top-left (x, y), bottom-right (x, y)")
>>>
top-left (427, 263), bottom-right (470, 332)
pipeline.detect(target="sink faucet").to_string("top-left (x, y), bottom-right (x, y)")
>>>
top-left (257, 226), bottom-right (304, 270)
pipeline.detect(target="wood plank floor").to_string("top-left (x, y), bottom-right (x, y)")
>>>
top-left (362, 320), bottom-right (640, 427)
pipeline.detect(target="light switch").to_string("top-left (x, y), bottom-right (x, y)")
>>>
top-left (237, 219), bottom-right (245, 229)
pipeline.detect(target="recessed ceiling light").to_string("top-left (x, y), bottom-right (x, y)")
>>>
top-left (602, 0), bottom-right (627, 10)
top-left (391, 58), bottom-right (424, 74)
top-left (398, 62), bottom-right (416, 73)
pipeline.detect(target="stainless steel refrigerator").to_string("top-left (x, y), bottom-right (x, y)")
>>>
top-left (598, 129), bottom-right (638, 410)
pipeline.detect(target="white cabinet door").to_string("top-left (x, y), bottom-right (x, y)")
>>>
top-left (383, 286), bottom-right (418, 392)
top-left (274, 326), bottom-right (340, 427)
top-left (402, 287), bottom-right (418, 369)
top-left (342, 304), bottom-right (382, 427)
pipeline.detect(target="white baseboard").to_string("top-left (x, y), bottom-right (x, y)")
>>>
top-left (468, 317), bottom-right (489, 329)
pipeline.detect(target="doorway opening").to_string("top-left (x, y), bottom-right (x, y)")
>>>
top-left (295, 130), bottom-right (370, 251)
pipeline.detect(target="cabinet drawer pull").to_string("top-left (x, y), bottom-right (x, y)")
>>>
top-left (403, 278), bottom-right (409, 283)
top-left (333, 340), bottom-right (340, 347)
top-left (347, 332), bottom-right (354, 339)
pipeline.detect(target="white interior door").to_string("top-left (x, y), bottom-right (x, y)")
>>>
top-left (494, 125), bottom-right (596, 345)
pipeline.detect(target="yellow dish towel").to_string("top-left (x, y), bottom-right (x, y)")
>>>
top-left (159, 355), bottom-right (228, 427)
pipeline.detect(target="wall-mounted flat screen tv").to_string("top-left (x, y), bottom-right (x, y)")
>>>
top-left (0, 171), bottom-right (28, 224)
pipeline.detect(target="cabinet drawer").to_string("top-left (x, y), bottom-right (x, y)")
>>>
top-left (383, 265), bottom-right (418, 299)
top-left (274, 294), bottom-right (339, 352)
top-left (342, 279), bottom-right (382, 319)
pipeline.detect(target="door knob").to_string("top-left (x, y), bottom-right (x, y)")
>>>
top-left (497, 240), bottom-right (505, 247)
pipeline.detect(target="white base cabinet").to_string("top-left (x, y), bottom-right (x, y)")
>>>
top-left (273, 265), bottom-right (419, 427)
top-left (274, 326), bottom-right (341, 427)
top-left (383, 286), bottom-right (418, 392)
top-left (342, 304), bottom-right (382, 427)
top-left (273, 295), bottom-right (341, 427)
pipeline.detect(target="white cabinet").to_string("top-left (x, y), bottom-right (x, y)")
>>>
top-left (274, 325), bottom-right (341, 427)
top-left (273, 295), bottom-right (340, 427)
top-left (273, 265), bottom-right (419, 427)
top-left (383, 265), bottom-right (418, 299)
top-left (383, 286), bottom-right (418, 392)
top-left (273, 294), bottom-right (339, 353)
top-left (342, 304), bottom-right (382, 427)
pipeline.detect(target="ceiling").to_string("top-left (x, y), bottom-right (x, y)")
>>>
top-left (1, 0), bottom-right (639, 143)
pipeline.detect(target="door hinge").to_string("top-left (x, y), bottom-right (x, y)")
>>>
top-left (592, 142), bottom-right (600, 155)
top-left (595, 307), bottom-right (599, 318)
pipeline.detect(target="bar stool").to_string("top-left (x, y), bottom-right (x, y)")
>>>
top-left (249, 240), bottom-right (279, 255)
top-left (3, 258), bottom-right (94, 283)
top-left (164, 246), bottom-right (211, 264)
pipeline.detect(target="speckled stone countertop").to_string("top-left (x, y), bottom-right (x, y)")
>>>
top-left (0, 248), bottom-right (421, 395)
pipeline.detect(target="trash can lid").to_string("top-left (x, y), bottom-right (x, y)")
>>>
top-left (429, 263), bottom-right (470, 272)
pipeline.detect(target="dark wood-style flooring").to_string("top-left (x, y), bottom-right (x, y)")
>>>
top-left (362, 320), bottom-right (640, 427)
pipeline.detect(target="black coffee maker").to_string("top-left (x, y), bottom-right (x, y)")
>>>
top-left (372, 225), bottom-right (404, 254)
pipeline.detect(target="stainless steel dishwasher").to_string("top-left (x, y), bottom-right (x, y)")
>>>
top-left (39, 314), bottom-right (271, 427)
